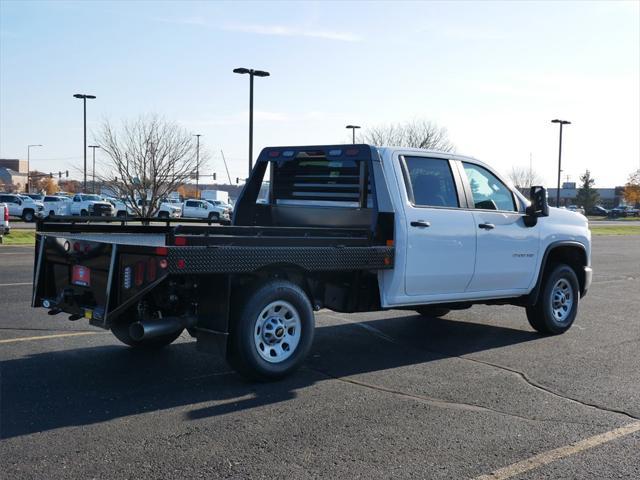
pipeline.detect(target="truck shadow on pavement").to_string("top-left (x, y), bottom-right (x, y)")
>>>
top-left (1, 313), bottom-right (539, 439)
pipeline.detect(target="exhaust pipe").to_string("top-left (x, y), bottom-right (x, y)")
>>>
top-left (129, 317), bottom-right (185, 341)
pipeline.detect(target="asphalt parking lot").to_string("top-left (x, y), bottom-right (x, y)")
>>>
top-left (1, 236), bottom-right (639, 479)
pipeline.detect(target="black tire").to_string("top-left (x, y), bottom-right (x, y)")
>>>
top-left (81, 209), bottom-right (88, 216)
top-left (49, 210), bottom-right (56, 217)
top-left (111, 322), bottom-right (184, 349)
top-left (208, 212), bottom-right (220, 221)
top-left (116, 211), bottom-right (127, 218)
top-left (22, 210), bottom-right (34, 222)
top-left (158, 211), bottom-right (169, 219)
top-left (227, 280), bottom-right (315, 381)
top-left (415, 306), bottom-right (451, 318)
top-left (526, 263), bottom-right (579, 335)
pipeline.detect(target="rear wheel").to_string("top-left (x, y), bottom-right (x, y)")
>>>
top-left (81, 209), bottom-right (88, 216)
top-left (208, 212), bottom-right (220, 221)
top-left (526, 263), bottom-right (579, 335)
top-left (415, 306), bottom-right (451, 318)
top-left (228, 280), bottom-right (315, 381)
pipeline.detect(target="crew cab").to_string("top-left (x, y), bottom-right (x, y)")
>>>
top-left (69, 194), bottom-right (113, 217)
top-left (182, 199), bottom-right (229, 221)
top-left (0, 193), bottom-right (45, 221)
top-left (32, 145), bottom-right (592, 381)
top-left (108, 198), bottom-right (182, 219)
top-left (43, 195), bottom-right (71, 217)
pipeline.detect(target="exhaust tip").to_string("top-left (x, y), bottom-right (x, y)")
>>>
top-left (129, 322), bottom-right (145, 341)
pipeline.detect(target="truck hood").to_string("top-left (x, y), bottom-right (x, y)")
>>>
top-left (547, 206), bottom-right (588, 227)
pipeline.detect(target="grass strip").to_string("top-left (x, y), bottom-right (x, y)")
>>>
top-left (1, 230), bottom-right (36, 245)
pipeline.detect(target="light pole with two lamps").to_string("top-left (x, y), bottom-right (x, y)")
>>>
top-left (233, 68), bottom-right (270, 177)
top-left (551, 119), bottom-right (571, 207)
top-left (73, 93), bottom-right (97, 192)
top-left (345, 125), bottom-right (360, 144)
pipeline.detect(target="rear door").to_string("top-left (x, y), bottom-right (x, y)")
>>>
top-left (399, 155), bottom-right (477, 296)
top-left (458, 160), bottom-right (539, 292)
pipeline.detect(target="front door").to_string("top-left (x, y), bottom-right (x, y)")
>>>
top-left (460, 161), bottom-right (539, 292)
top-left (400, 155), bottom-right (477, 296)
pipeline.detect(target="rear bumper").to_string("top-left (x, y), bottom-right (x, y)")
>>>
top-left (582, 266), bottom-right (593, 297)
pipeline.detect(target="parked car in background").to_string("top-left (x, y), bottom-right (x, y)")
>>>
top-left (136, 199), bottom-right (182, 218)
top-left (181, 198), bottom-right (229, 221)
top-left (610, 205), bottom-right (640, 218)
top-left (205, 199), bottom-right (233, 217)
top-left (69, 194), bottom-right (114, 217)
top-left (588, 205), bottom-right (609, 216)
top-left (1, 203), bottom-right (9, 235)
top-left (567, 205), bottom-right (586, 216)
top-left (0, 193), bottom-right (45, 221)
top-left (43, 195), bottom-right (71, 217)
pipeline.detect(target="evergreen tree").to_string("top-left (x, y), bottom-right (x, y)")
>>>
top-left (575, 170), bottom-right (600, 213)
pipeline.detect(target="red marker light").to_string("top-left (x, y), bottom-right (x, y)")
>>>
top-left (174, 236), bottom-right (187, 246)
top-left (345, 148), bottom-right (359, 156)
top-left (155, 247), bottom-right (168, 256)
top-left (268, 150), bottom-right (280, 157)
top-left (177, 259), bottom-right (186, 269)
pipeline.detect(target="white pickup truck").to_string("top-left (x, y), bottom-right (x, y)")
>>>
top-left (0, 193), bottom-right (45, 221)
top-left (69, 194), bottom-right (114, 217)
top-left (32, 144), bottom-right (591, 380)
top-left (182, 198), bottom-right (230, 221)
top-left (107, 198), bottom-right (182, 218)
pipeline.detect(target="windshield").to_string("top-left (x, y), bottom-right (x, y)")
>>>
top-left (81, 194), bottom-right (102, 201)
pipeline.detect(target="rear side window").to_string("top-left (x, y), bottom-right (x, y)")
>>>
top-left (402, 156), bottom-right (459, 208)
top-left (185, 201), bottom-right (197, 207)
top-left (462, 162), bottom-right (516, 212)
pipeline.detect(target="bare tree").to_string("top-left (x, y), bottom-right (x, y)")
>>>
top-left (360, 120), bottom-right (455, 152)
top-left (507, 166), bottom-right (544, 190)
top-left (96, 115), bottom-right (201, 217)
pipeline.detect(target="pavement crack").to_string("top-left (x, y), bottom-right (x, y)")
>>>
top-left (322, 312), bottom-right (640, 423)
top-left (306, 366), bottom-right (611, 428)
top-left (462, 357), bottom-right (640, 422)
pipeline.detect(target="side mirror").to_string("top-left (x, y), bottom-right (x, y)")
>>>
top-left (524, 186), bottom-right (549, 227)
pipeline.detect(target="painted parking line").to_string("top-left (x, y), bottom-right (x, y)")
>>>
top-left (474, 421), bottom-right (640, 480)
top-left (0, 282), bottom-right (32, 287)
top-left (0, 332), bottom-right (102, 344)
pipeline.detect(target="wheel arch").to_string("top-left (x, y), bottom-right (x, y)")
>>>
top-left (529, 241), bottom-right (588, 305)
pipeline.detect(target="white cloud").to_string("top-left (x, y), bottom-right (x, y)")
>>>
top-left (223, 23), bottom-right (362, 42)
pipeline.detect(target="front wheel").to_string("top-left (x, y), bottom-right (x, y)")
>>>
top-left (526, 264), bottom-right (579, 335)
top-left (22, 210), bottom-right (35, 222)
top-left (208, 212), bottom-right (220, 221)
top-left (228, 280), bottom-right (315, 381)
top-left (158, 211), bottom-right (169, 219)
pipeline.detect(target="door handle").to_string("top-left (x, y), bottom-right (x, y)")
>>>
top-left (410, 220), bottom-right (431, 228)
top-left (478, 223), bottom-right (495, 230)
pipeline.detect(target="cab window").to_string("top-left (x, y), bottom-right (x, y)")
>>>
top-left (462, 162), bottom-right (516, 212)
top-left (402, 156), bottom-right (459, 208)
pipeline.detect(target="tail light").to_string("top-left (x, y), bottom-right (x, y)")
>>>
top-left (4, 207), bottom-right (8, 221)
top-left (147, 257), bottom-right (157, 282)
top-left (134, 261), bottom-right (145, 287)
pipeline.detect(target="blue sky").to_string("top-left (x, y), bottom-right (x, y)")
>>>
top-left (1, 0), bottom-right (638, 186)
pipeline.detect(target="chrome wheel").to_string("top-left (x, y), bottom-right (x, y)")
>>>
top-left (253, 300), bottom-right (301, 363)
top-left (551, 278), bottom-right (574, 323)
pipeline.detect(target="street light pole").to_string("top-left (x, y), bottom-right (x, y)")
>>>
top-left (26, 144), bottom-right (43, 193)
top-left (193, 134), bottom-right (201, 197)
top-left (345, 125), bottom-right (361, 144)
top-left (88, 145), bottom-right (100, 193)
top-left (551, 119), bottom-right (571, 207)
top-left (73, 93), bottom-right (97, 192)
top-left (233, 67), bottom-right (270, 176)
